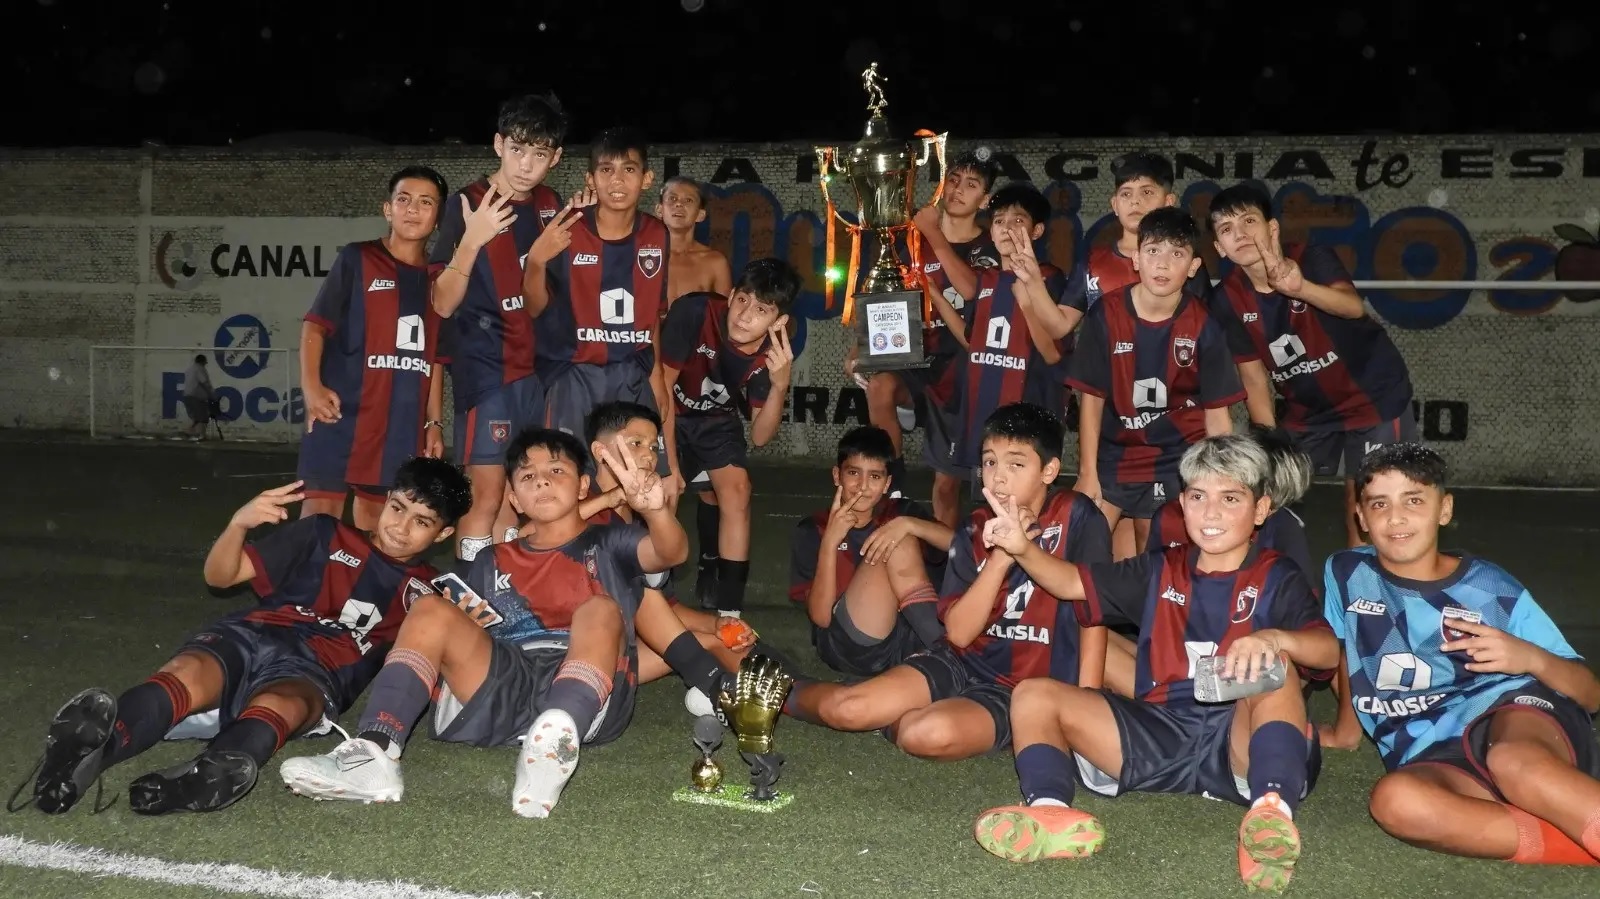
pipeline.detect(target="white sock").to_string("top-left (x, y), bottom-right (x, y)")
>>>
top-left (719, 609), bottom-right (742, 620)
top-left (1029, 798), bottom-right (1069, 808)
top-left (512, 709), bottom-right (580, 819)
top-left (459, 535), bottom-right (493, 562)
top-left (1250, 792), bottom-right (1292, 821)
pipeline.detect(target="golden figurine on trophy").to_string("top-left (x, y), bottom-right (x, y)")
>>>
top-left (816, 62), bottom-right (948, 373)
top-left (670, 654), bottom-right (795, 812)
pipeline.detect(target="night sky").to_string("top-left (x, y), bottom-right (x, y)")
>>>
top-left (12, 0), bottom-right (1597, 148)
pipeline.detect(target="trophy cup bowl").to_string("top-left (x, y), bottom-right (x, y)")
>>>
top-left (815, 62), bottom-right (948, 373)
top-left (690, 755), bottom-right (724, 793)
top-left (669, 664), bottom-right (796, 812)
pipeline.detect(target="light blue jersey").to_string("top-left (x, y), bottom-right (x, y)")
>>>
top-left (1323, 547), bottom-right (1581, 769)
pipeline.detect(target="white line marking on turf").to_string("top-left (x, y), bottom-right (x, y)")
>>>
top-left (0, 835), bottom-right (539, 899)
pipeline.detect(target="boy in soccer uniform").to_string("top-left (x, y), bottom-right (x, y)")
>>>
top-left (282, 429), bottom-right (735, 818)
top-left (578, 401), bottom-right (755, 687)
top-left (658, 176), bottom-right (732, 302)
top-left (1326, 444), bottom-right (1600, 865)
top-left (940, 185), bottom-right (1077, 483)
top-left (524, 128), bottom-right (672, 468)
top-left (1068, 207), bottom-right (1243, 556)
top-left (27, 459), bottom-right (470, 816)
top-left (299, 167), bottom-right (449, 529)
top-left (850, 151), bottom-right (998, 522)
top-left (1207, 183), bottom-right (1417, 548)
top-left (789, 426), bottom-right (953, 678)
top-left (973, 434), bottom-right (1336, 894)
top-left (660, 258), bottom-right (802, 616)
top-left (782, 404), bottom-right (1109, 762)
top-left (1062, 153), bottom-right (1213, 561)
top-left (431, 94), bottom-right (568, 562)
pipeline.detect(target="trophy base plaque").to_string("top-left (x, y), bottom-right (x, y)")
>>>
top-left (853, 289), bottom-right (930, 374)
top-left (671, 784), bottom-right (795, 813)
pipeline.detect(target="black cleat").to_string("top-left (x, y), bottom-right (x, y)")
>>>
top-left (128, 749), bottom-right (259, 815)
top-left (695, 558), bottom-right (720, 611)
top-left (33, 688), bottom-right (117, 814)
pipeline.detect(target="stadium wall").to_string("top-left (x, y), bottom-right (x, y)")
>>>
top-left (2, 136), bottom-right (1599, 486)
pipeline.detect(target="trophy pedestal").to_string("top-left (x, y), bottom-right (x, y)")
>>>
top-left (852, 289), bottom-right (930, 374)
top-left (671, 784), bottom-right (795, 813)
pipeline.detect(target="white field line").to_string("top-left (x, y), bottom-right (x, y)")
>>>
top-left (0, 834), bottom-right (540, 899)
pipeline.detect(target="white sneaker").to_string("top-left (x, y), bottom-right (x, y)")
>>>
top-left (512, 709), bottom-right (579, 819)
top-left (279, 737), bottom-right (404, 803)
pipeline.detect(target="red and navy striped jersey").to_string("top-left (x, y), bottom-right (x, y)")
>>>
top-left (938, 490), bottom-right (1112, 688)
top-left (788, 497), bottom-right (946, 604)
top-left (429, 179), bottom-right (561, 411)
top-left (1213, 243), bottom-right (1413, 432)
top-left (468, 523), bottom-right (647, 653)
top-left (1146, 498), bottom-right (1315, 588)
top-left (660, 292), bottom-right (773, 419)
top-left (535, 209), bottom-right (670, 371)
top-left (304, 240), bottom-right (441, 487)
top-left (951, 265), bottom-right (1069, 470)
top-left (1067, 286), bottom-right (1244, 484)
top-left (1063, 244), bottom-right (1215, 314)
top-left (1076, 544), bottom-right (1328, 705)
top-left (241, 514), bottom-right (439, 708)
top-left (916, 234), bottom-right (999, 358)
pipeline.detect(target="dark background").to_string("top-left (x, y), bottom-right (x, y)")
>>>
top-left (11, 0), bottom-right (1596, 148)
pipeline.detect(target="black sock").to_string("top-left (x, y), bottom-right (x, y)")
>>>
top-left (887, 456), bottom-right (909, 496)
top-left (208, 707), bottom-right (290, 768)
top-left (897, 582), bottom-right (945, 649)
top-left (108, 672), bottom-right (193, 766)
top-left (1015, 743), bottom-right (1076, 806)
top-left (355, 649), bottom-right (436, 754)
top-left (716, 558), bottom-right (750, 615)
top-left (543, 660), bottom-right (610, 739)
top-left (696, 501), bottom-right (721, 569)
top-left (1246, 721), bottom-right (1308, 813)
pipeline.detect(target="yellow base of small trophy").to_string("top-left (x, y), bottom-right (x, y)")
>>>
top-left (671, 784), bottom-right (795, 812)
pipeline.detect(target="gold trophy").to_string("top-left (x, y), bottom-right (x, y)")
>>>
top-left (816, 62), bottom-right (948, 374)
top-left (671, 655), bottom-right (795, 812)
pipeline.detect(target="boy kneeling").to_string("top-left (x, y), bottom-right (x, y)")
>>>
top-left (973, 434), bottom-right (1335, 894)
top-left (1328, 444), bottom-right (1600, 866)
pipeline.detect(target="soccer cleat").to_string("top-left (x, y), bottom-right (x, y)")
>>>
top-left (974, 804), bottom-right (1106, 862)
top-left (33, 688), bottom-right (117, 814)
top-left (695, 558), bottom-right (719, 611)
top-left (512, 708), bottom-right (579, 819)
top-left (278, 737), bottom-right (403, 803)
top-left (1238, 796), bottom-right (1301, 893)
top-left (128, 749), bottom-right (258, 815)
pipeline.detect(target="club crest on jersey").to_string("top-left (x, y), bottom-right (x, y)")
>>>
top-left (1172, 336), bottom-right (1196, 368)
top-left (1441, 605), bottom-right (1482, 644)
top-left (402, 577), bottom-right (434, 611)
top-left (489, 420), bottom-right (511, 444)
top-left (1038, 523), bottom-right (1063, 555)
top-left (584, 546), bottom-right (599, 577)
top-left (1290, 299), bottom-right (1306, 313)
top-left (540, 208), bottom-right (557, 223)
top-left (637, 247), bottom-right (663, 278)
top-left (1231, 584), bottom-right (1259, 623)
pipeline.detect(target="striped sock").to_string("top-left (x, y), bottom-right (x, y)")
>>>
top-left (107, 672), bottom-right (193, 765)
top-left (210, 706), bottom-right (292, 767)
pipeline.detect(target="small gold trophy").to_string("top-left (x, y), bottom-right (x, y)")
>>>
top-left (816, 62), bottom-right (948, 373)
top-left (671, 655), bottom-right (795, 812)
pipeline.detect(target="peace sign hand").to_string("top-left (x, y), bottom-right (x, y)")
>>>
top-left (1440, 618), bottom-right (1542, 676)
top-left (1252, 238), bottom-right (1303, 297)
top-left (1009, 226), bottom-right (1042, 285)
top-left (598, 435), bottom-right (666, 513)
top-left (764, 323), bottom-right (795, 388)
top-left (529, 203), bottom-right (582, 266)
top-left (462, 185), bottom-right (515, 250)
top-left (980, 488), bottom-right (1031, 556)
top-left (230, 481), bottom-right (306, 530)
top-left (824, 485), bottom-right (866, 542)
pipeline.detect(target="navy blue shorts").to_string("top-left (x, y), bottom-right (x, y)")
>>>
top-left (676, 415), bottom-right (748, 492)
top-left (900, 644), bottom-right (1012, 750)
top-left (812, 596), bottom-right (923, 679)
top-left (1075, 693), bottom-right (1321, 807)
top-left (1394, 683), bottom-right (1600, 800)
top-left (455, 375), bottom-right (547, 468)
top-left (431, 637), bottom-right (637, 748)
top-left (1291, 412), bottom-right (1418, 479)
top-left (1099, 475), bottom-right (1183, 520)
top-left (177, 612), bottom-right (348, 734)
